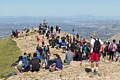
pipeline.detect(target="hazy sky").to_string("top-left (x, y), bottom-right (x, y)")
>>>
top-left (0, 0), bottom-right (120, 17)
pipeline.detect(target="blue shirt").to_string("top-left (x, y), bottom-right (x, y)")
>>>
top-left (62, 42), bottom-right (66, 47)
top-left (37, 53), bottom-right (41, 59)
top-left (54, 58), bottom-right (63, 69)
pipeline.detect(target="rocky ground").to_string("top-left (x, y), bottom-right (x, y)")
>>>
top-left (7, 30), bottom-right (120, 80)
top-left (7, 61), bottom-right (120, 80)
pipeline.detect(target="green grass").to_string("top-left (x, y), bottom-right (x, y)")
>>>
top-left (0, 37), bottom-right (21, 78)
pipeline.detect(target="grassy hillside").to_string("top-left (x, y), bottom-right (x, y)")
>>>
top-left (0, 37), bottom-right (21, 78)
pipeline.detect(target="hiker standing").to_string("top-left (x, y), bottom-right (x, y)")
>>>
top-left (116, 40), bottom-right (120, 62)
top-left (42, 36), bottom-right (45, 47)
top-left (51, 26), bottom-right (53, 33)
top-left (56, 26), bottom-right (58, 33)
top-left (58, 26), bottom-right (61, 33)
top-left (90, 33), bottom-right (103, 73)
top-left (15, 29), bottom-right (18, 38)
top-left (101, 42), bottom-right (108, 62)
top-left (108, 39), bottom-right (117, 61)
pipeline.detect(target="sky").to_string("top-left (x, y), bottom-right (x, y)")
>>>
top-left (0, 0), bottom-right (120, 17)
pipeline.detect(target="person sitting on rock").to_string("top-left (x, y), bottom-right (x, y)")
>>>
top-left (21, 52), bottom-right (30, 72)
top-left (15, 56), bottom-right (24, 73)
top-left (29, 52), bottom-right (41, 72)
top-left (64, 49), bottom-right (74, 64)
top-left (11, 30), bottom-right (16, 38)
top-left (49, 54), bottom-right (63, 72)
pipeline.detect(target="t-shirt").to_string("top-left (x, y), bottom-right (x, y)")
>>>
top-left (65, 51), bottom-right (74, 63)
top-left (22, 56), bottom-right (28, 67)
top-left (59, 38), bottom-right (62, 43)
top-left (62, 42), bottom-right (66, 47)
top-left (108, 43), bottom-right (117, 52)
top-left (29, 57), bottom-right (40, 70)
top-left (18, 60), bottom-right (23, 65)
top-left (53, 58), bottom-right (63, 69)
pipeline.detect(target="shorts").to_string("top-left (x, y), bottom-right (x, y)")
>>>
top-left (62, 47), bottom-right (66, 50)
top-left (90, 51), bottom-right (100, 62)
top-left (102, 52), bottom-right (107, 57)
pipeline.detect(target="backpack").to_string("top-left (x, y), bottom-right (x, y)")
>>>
top-left (83, 45), bottom-right (90, 54)
top-left (104, 45), bottom-right (108, 52)
top-left (93, 38), bottom-right (101, 53)
top-left (109, 43), bottom-right (113, 51)
top-left (43, 46), bottom-right (47, 52)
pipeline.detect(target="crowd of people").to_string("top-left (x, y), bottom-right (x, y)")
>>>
top-left (11, 26), bottom-right (31, 38)
top-left (12, 22), bottom-right (120, 74)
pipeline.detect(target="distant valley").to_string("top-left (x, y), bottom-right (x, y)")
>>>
top-left (0, 16), bottom-right (120, 41)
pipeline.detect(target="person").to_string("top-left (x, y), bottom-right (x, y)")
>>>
top-left (82, 43), bottom-right (90, 59)
top-left (15, 29), bottom-right (18, 38)
top-left (90, 33), bottom-right (103, 73)
top-left (108, 39), bottom-right (117, 61)
top-left (46, 30), bottom-right (50, 39)
top-left (11, 30), bottom-right (16, 38)
top-left (15, 56), bottom-right (24, 73)
top-left (49, 54), bottom-right (63, 72)
top-left (56, 26), bottom-right (58, 33)
top-left (41, 51), bottom-right (47, 68)
top-left (75, 49), bottom-right (83, 65)
top-left (21, 52), bottom-right (29, 72)
top-left (51, 26), bottom-right (53, 33)
top-left (58, 36), bottom-right (62, 48)
top-left (64, 49), bottom-right (74, 64)
top-left (101, 42), bottom-right (108, 62)
top-left (37, 37), bottom-right (40, 42)
top-left (51, 38), bottom-right (55, 48)
top-left (42, 36), bottom-right (45, 46)
top-left (58, 26), bottom-right (61, 33)
top-left (36, 50), bottom-right (41, 59)
top-left (29, 53), bottom-right (41, 72)
top-left (62, 41), bottom-right (66, 53)
top-left (46, 45), bottom-right (50, 52)
top-left (43, 45), bottom-right (47, 53)
top-left (36, 44), bottom-right (42, 53)
top-left (116, 40), bottom-right (120, 62)
top-left (76, 33), bottom-right (79, 41)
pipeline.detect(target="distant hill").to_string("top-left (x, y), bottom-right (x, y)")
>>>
top-left (0, 16), bottom-right (120, 40)
top-left (0, 15), bottom-right (120, 23)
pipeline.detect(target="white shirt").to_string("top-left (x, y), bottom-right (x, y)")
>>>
top-left (18, 60), bottom-right (23, 65)
top-left (91, 38), bottom-right (103, 52)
